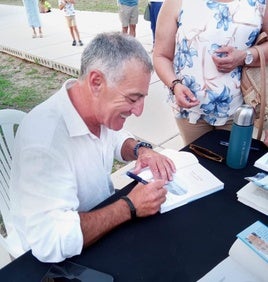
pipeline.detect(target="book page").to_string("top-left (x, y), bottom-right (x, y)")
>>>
top-left (197, 256), bottom-right (260, 282)
top-left (254, 152), bottom-right (268, 172)
top-left (237, 182), bottom-right (268, 216)
top-left (229, 239), bottom-right (268, 282)
top-left (137, 149), bottom-right (224, 213)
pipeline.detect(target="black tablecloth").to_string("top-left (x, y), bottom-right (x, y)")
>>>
top-left (1, 130), bottom-right (268, 282)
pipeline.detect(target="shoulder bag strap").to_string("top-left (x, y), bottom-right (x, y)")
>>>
top-left (252, 45), bottom-right (266, 140)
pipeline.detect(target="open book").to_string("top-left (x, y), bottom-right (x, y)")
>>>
top-left (136, 149), bottom-right (224, 213)
top-left (197, 221), bottom-right (268, 282)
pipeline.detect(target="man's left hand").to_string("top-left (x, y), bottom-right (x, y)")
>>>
top-left (132, 148), bottom-right (176, 182)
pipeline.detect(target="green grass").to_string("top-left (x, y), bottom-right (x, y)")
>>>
top-left (0, 80), bottom-right (38, 110)
top-left (0, 51), bottom-right (74, 112)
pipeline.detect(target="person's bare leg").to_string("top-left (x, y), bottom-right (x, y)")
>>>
top-left (32, 27), bottom-right (37, 38)
top-left (69, 26), bottom-right (77, 45)
top-left (74, 26), bottom-right (81, 41)
top-left (39, 27), bottom-right (43, 38)
top-left (129, 24), bottom-right (136, 37)
top-left (264, 129), bottom-right (268, 147)
top-left (74, 26), bottom-right (83, 45)
top-left (122, 26), bottom-right (128, 34)
top-left (69, 26), bottom-right (75, 40)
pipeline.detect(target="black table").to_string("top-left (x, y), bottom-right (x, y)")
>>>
top-left (1, 130), bottom-right (268, 282)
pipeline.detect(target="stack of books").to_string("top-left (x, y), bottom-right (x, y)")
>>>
top-left (237, 152), bottom-right (268, 216)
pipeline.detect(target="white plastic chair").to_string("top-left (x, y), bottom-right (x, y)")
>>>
top-left (0, 109), bottom-right (26, 263)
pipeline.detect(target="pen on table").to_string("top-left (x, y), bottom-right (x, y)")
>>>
top-left (126, 171), bottom-right (149, 185)
top-left (219, 141), bottom-right (259, 151)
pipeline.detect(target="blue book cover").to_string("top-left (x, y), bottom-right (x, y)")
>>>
top-left (237, 221), bottom-right (268, 263)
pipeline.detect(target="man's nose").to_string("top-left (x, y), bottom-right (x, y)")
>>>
top-left (131, 99), bottom-right (144, 117)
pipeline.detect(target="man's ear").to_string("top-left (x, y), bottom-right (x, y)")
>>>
top-left (87, 70), bottom-right (104, 96)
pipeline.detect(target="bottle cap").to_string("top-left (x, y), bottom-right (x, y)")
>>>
top-left (234, 104), bottom-right (254, 126)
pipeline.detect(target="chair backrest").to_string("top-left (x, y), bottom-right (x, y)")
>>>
top-left (0, 109), bottom-right (26, 241)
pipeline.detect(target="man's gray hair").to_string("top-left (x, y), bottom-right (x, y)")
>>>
top-left (79, 32), bottom-right (153, 84)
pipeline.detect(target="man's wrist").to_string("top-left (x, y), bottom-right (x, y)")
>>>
top-left (121, 196), bottom-right (136, 220)
top-left (134, 141), bottom-right (153, 158)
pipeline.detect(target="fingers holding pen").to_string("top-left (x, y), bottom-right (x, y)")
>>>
top-left (128, 179), bottom-right (167, 217)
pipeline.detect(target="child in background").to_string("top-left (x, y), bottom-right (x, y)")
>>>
top-left (58, 0), bottom-right (83, 46)
top-left (40, 0), bottom-right (52, 13)
top-left (118, 0), bottom-right (139, 37)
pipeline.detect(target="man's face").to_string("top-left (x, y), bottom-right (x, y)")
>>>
top-left (98, 60), bottom-right (151, 131)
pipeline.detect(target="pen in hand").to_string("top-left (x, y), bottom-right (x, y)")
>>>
top-left (126, 171), bottom-right (149, 185)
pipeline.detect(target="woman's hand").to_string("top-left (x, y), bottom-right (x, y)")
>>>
top-left (173, 83), bottom-right (200, 109)
top-left (212, 46), bottom-right (245, 73)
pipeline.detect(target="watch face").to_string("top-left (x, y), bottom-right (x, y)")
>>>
top-left (245, 50), bottom-right (253, 65)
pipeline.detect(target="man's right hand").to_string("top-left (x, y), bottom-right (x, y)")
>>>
top-left (127, 179), bottom-right (167, 217)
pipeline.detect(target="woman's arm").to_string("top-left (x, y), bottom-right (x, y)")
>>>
top-left (153, 0), bottom-right (181, 87)
top-left (243, 5), bottom-right (268, 67)
top-left (153, 0), bottom-right (199, 108)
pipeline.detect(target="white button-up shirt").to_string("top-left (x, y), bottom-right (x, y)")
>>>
top-left (10, 79), bottom-right (134, 262)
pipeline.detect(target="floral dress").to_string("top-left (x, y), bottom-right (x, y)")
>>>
top-left (173, 0), bottom-right (266, 125)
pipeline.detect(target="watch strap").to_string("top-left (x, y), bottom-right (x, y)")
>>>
top-left (121, 196), bottom-right (136, 220)
top-left (134, 141), bottom-right (153, 158)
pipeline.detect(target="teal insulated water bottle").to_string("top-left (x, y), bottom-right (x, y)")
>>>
top-left (226, 105), bottom-right (254, 169)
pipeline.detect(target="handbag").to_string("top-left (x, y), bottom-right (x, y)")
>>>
top-left (241, 32), bottom-right (268, 140)
top-left (144, 3), bottom-right (151, 22)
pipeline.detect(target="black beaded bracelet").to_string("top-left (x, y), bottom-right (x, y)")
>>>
top-left (121, 196), bottom-right (136, 220)
top-left (169, 79), bottom-right (182, 95)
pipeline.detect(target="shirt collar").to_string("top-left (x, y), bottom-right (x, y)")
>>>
top-left (60, 79), bottom-right (91, 138)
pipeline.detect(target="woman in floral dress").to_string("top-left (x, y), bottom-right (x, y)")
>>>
top-left (153, 0), bottom-right (268, 145)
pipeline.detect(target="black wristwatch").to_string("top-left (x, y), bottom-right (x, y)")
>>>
top-left (134, 141), bottom-right (153, 158)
